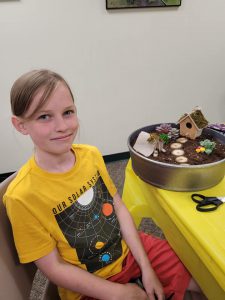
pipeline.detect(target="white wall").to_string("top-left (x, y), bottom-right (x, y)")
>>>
top-left (0, 0), bottom-right (225, 173)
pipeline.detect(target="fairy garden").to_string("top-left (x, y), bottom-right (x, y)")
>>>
top-left (133, 107), bottom-right (225, 166)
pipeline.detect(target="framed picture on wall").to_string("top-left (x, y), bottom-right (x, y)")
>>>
top-left (106, 0), bottom-right (182, 9)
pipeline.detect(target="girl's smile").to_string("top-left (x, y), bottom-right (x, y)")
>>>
top-left (50, 133), bottom-right (75, 141)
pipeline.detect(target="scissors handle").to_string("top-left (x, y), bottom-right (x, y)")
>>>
top-left (196, 200), bottom-right (221, 212)
top-left (191, 194), bottom-right (222, 212)
top-left (191, 193), bottom-right (206, 203)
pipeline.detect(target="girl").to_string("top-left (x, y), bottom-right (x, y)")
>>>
top-left (4, 69), bottom-right (206, 300)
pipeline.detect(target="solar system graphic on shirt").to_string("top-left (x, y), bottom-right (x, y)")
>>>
top-left (55, 176), bottom-right (122, 272)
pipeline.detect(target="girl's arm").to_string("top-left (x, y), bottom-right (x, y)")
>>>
top-left (35, 247), bottom-right (148, 300)
top-left (113, 192), bottom-right (165, 300)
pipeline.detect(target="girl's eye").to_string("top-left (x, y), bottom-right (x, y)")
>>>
top-left (37, 114), bottom-right (51, 120)
top-left (64, 110), bottom-right (75, 116)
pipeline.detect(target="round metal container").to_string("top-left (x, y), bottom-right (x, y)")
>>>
top-left (128, 124), bottom-right (225, 191)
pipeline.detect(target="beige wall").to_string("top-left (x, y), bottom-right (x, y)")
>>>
top-left (0, 0), bottom-right (225, 172)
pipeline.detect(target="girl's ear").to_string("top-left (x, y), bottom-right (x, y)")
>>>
top-left (11, 116), bottom-right (29, 135)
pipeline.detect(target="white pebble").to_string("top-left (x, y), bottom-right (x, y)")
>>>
top-left (176, 137), bottom-right (188, 144)
top-left (175, 156), bottom-right (188, 163)
top-left (170, 142), bottom-right (182, 149)
top-left (172, 149), bottom-right (185, 156)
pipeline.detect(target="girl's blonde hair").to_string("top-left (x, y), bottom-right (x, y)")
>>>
top-left (10, 69), bottom-right (74, 118)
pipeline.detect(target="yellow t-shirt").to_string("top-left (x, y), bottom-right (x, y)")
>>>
top-left (4, 144), bottom-right (129, 300)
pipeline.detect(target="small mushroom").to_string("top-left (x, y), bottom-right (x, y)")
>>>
top-left (153, 150), bottom-right (158, 157)
top-left (170, 142), bottom-right (182, 150)
top-left (175, 156), bottom-right (188, 163)
top-left (171, 149), bottom-right (185, 156)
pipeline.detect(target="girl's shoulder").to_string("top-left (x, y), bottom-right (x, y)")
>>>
top-left (72, 144), bottom-right (102, 156)
top-left (3, 159), bottom-right (34, 204)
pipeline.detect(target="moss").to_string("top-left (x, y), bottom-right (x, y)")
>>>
top-left (190, 109), bottom-right (208, 129)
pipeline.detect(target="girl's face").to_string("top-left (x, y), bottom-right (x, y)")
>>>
top-left (15, 82), bottom-right (79, 157)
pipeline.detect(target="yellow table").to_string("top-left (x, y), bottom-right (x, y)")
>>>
top-left (122, 160), bottom-right (225, 300)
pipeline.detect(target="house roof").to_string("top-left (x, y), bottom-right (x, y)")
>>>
top-left (178, 108), bottom-right (209, 129)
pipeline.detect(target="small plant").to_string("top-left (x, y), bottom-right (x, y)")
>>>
top-left (199, 139), bottom-right (216, 155)
top-left (156, 123), bottom-right (172, 134)
top-left (168, 127), bottom-right (180, 139)
top-left (208, 123), bottom-right (225, 133)
top-left (156, 124), bottom-right (179, 141)
top-left (159, 133), bottom-right (170, 144)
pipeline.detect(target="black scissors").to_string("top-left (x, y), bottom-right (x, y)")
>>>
top-left (191, 194), bottom-right (225, 212)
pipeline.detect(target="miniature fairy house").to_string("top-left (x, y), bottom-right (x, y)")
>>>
top-left (178, 107), bottom-right (209, 139)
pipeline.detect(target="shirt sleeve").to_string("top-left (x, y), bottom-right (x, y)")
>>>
top-left (5, 196), bottom-right (56, 263)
